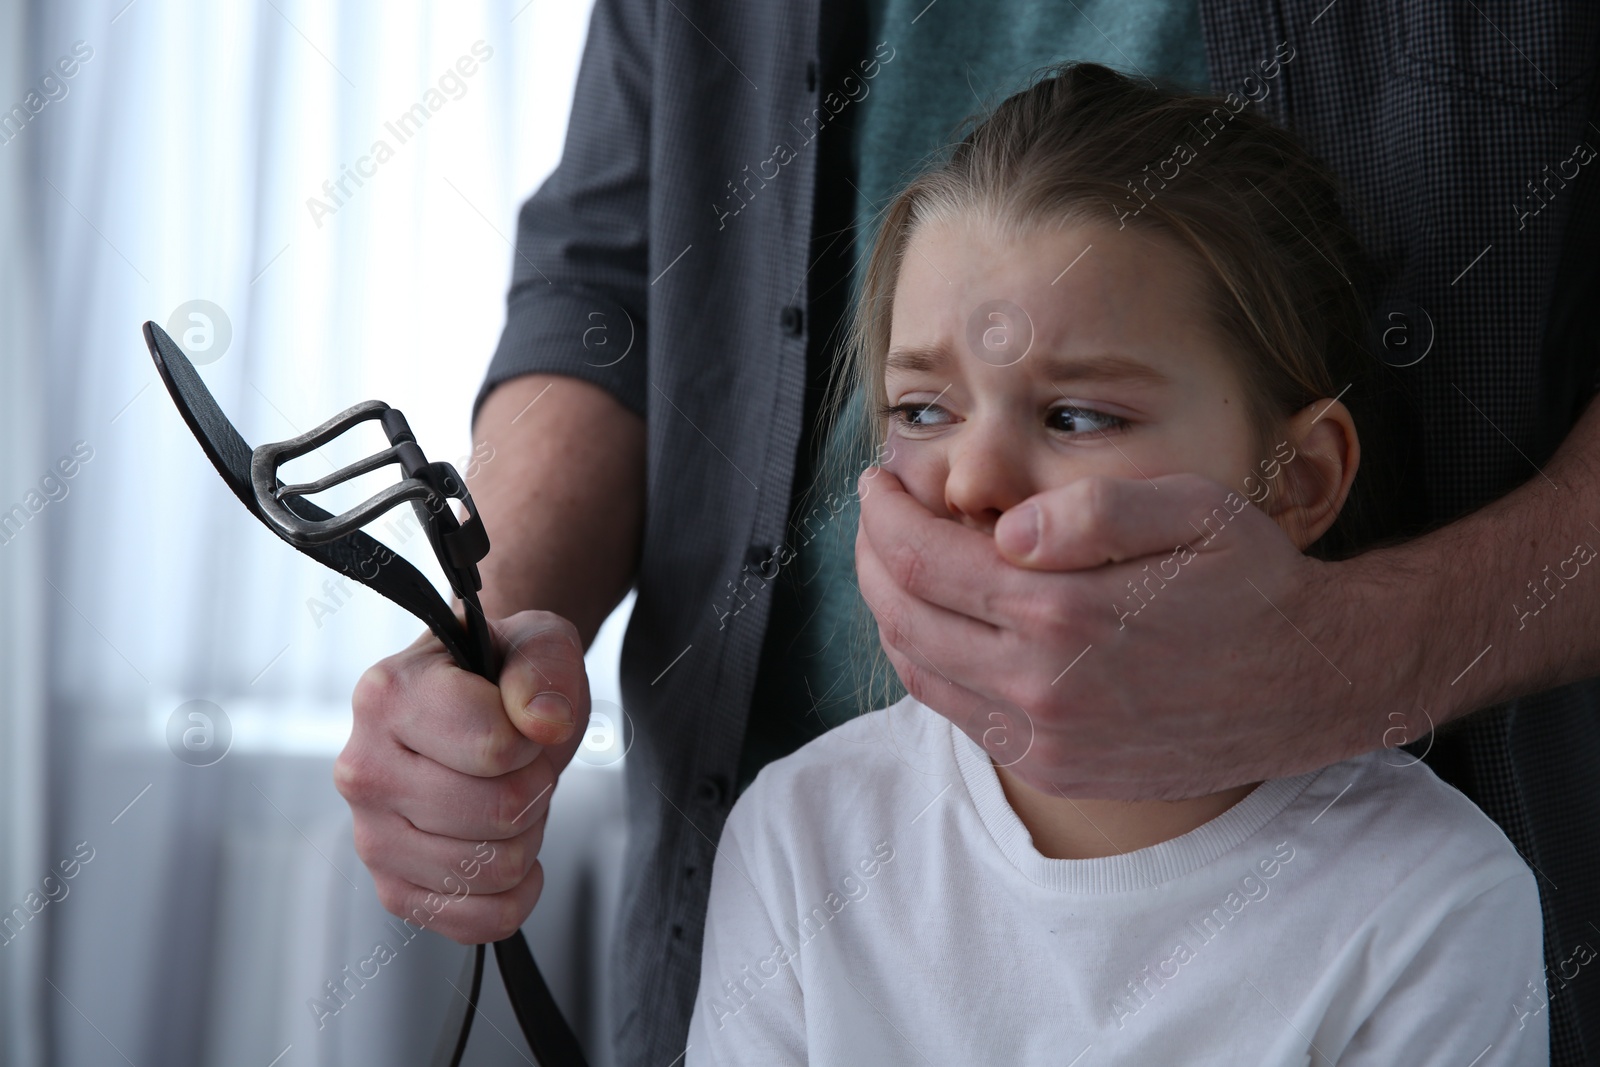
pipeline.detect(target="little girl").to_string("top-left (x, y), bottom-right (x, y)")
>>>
top-left (685, 62), bottom-right (1547, 1065)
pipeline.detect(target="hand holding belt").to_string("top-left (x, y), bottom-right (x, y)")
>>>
top-left (142, 320), bottom-right (590, 1067)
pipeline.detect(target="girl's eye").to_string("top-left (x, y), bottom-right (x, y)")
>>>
top-left (879, 401), bottom-right (953, 429)
top-left (879, 401), bottom-right (1129, 435)
top-left (1048, 404), bottom-right (1127, 435)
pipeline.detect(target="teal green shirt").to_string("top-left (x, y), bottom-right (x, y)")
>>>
top-left (853, 0), bottom-right (1210, 271)
top-left (737, 0), bottom-right (1210, 796)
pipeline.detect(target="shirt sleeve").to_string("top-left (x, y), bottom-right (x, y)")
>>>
top-left (684, 785), bottom-right (809, 1067)
top-left (1333, 866), bottom-right (1549, 1066)
top-left (471, 0), bottom-right (653, 428)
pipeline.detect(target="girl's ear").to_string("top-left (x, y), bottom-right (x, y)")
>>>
top-left (1262, 398), bottom-right (1360, 551)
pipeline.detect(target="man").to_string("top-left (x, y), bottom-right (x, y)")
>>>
top-left (334, 1), bottom-right (1600, 1063)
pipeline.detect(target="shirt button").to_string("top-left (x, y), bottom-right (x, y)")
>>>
top-left (780, 305), bottom-right (804, 337)
top-left (695, 774), bottom-right (729, 807)
top-left (746, 543), bottom-right (782, 578)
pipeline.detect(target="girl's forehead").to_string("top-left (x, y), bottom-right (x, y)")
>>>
top-left (890, 216), bottom-right (1217, 361)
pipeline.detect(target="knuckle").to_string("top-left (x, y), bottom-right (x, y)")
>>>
top-left (1075, 473), bottom-right (1113, 511)
top-left (459, 836), bottom-right (515, 894)
top-left (483, 838), bottom-right (528, 892)
top-left (373, 878), bottom-right (411, 920)
top-left (1020, 681), bottom-right (1053, 718)
top-left (332, 746), bottom-right (379, 806)
top-left (1072, 477), bottom-right (1115, 534)
top-left (410, 890), bottom-right (449, 925)
top-left (489, 883), bottom-right (536, 941)
top-left (492, 769), bottom-right (549, 839)
top-left (896, 530), bottom-right (931, 595)
top-left (875, 596), bottom-right (908, 643)
top-left (553, 616), bottom-right (583, 655)
top-left (486, 791), bottom-right (516, 840)
top-left (1040, 588), bottom-right (1080, 640)
top-left (979, 581), bottom-right (1008, 625)
top-left (351, 661), bottom-right (400, 720)
top-left (1004, 586), bottom-right (1054, 637)
top-left (523, 614), bottom-right (582, 661)
top-left (472, 724), bottom-right (524, 778)
top-left (1000, 674), bottom-right (1045, 716)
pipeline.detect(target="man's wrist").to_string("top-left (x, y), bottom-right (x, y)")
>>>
top-left (1398, 514), bottom-right (1510, 726)
top-left (1337, 454), bottom-right (1600, 738)
top-left (1306, 542), bottom-right (1440, 762)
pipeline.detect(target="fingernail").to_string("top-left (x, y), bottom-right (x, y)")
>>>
top-left (526, 691), bottom-right (573, 727)
top-left (997, 504), bottom-right (1039, 557)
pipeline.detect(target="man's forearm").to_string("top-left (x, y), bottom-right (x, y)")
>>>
top-left (1361, 390), bottom-right (1600, 729)
top-left (468, 374), bottom-right (645, 648)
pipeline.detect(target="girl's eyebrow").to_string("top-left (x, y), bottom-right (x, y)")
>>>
top-left (1037, 353), bottom-right (1172, 387)
top-left (885, 342), bottom-right (1171, 386)
top-left (885, 344), bottom-right (948, 373)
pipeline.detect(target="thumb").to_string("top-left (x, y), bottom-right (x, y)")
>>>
top-left (491, 609), bottom-right (590, 747)
top-left (993, 473), bottom-right (1246, 569)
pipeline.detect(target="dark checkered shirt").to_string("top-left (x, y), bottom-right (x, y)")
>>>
top-left (475, 1), bottom-right (1600, 1062)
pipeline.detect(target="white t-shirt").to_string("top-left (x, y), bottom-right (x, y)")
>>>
top-left (685, 695), bottom-right (1549, 1066)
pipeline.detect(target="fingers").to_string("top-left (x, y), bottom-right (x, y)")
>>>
top-left (856, 472), bottom-right (1124, 721)
top-left (351, 641), bottom-right (545, 779)
top-left (372, 858), bottom-right (548, 946)
top-left (856, 466), bottom-right (1021, 629)
top-left (354, 807), bottom-right (548, 897)
top-left (855, 515), bottom-right (999, 664)
top-left (339, 613), bottom-right (594, 947)
top-left (993, 472), bottom-right (1254, 569)
top-left (490, 610), bottom-right (591, 748)
top-left (875, 635), bottom-right (985, 726)
top-left (338, 722), bottom-right (558, 842)
top-left (395, 744), bottom-right (557, 841)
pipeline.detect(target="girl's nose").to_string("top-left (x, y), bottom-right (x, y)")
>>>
top-left (942, 421), bottom-right (1037, 535)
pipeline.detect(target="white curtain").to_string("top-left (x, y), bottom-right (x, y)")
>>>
top-left (4, 1), bottom-right (632, 1064)
top-left (0, 2), bottom-right (49, 1064)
